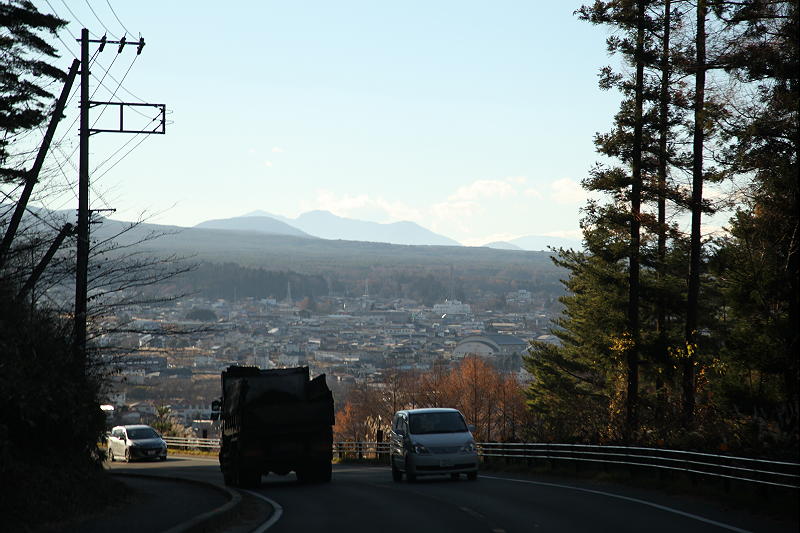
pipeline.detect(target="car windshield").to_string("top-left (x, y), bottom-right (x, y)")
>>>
top-left (127, 427), bottom-right (159, 440)
top-left (409, 412), bottom-right (467, 434)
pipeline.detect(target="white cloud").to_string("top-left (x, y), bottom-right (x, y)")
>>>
top-left (293, 176), bottom-right (586, 246)
top-left (264, 160), bottom-right (273, 167)
top-left (462, 231), bottom-right (523, 247)
top-left (550, 178), bottom-right (585, 204)
top-left (450, 179), bottom-right (516, 201)
top-left (271, 146), bottom-right (284, 153)
top-left (542, 229), bottom-right (583, 240)
top-left (306, 190), bottom-right (423, 223)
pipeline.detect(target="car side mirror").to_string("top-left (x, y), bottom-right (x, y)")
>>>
top-left (395, 429), bottom-right (406, 436)
top-left (211, 399), bottom-right (222, 412)
top-left (468, 424), bottom-right (476, 433)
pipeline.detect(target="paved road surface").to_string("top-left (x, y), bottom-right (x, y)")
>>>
top-left (65, 470), bottom-right (226, 533)
top-left (110, 457), bottom-right (796, 533)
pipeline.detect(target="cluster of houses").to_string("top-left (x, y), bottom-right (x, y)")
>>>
top-left (98, 292), bottom-right (559, 431)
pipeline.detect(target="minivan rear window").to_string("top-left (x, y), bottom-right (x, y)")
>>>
top-left (127, 427), bottom-right (159, 440)
top-left (409, 412), bottom-right (467, 434)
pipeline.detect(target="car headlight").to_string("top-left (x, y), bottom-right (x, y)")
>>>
top-left (412, 443), bottom-right (430, 454)
top-left (460, 442), bottom-right (476, 453)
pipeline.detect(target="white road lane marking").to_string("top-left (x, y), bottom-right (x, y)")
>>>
top-left (166, 455), bottom-right (220, 463)
top-left (459, 506), bottom-right (485, 519)
top-left (243, 489), bottom-right (284, 532)
top-left (480, 475), bottom-right (752, 533)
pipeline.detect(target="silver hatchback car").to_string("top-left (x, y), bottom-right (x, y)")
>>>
top-left (108, 424), bottom-right (167, 462)
top-left (390, 408), bottom-right (479, 482)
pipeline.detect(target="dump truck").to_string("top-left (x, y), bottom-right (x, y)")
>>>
top-left (215, 365), bottom-right (334, 487)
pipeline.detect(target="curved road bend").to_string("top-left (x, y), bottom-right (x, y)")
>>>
top-left (110, 458), bottom-right (795, 533)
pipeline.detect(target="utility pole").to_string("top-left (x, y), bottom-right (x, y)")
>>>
top-left (74, 28), bottom-right (90, 367)
top-left (73, 29), bottom-right (166, 368)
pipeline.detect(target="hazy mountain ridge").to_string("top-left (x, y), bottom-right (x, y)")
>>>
top-left (482, 241), bottom-right (523, 251)
top-left (508, 235), bottom-right (582, 251)
top-left (241, 209), bottom-right (460, 246)
top-left (195, 215), bottom-right (312, 238)
top-left (88, 216), bottom-right (557, 274)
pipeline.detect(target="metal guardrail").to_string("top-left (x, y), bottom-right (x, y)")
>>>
top-left (163, 436), bottom-right (220, 450)
top-left (163, 436), bottom-right (799, 489)
top-left (476, 442), bottom-right (800, 490)
top-left (334, 441), bottom-right (390, 459)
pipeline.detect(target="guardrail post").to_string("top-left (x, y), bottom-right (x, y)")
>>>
top-left (546, 443), bottom-right (552, 472)
top-left (723, 456), bottom-right (731, 493)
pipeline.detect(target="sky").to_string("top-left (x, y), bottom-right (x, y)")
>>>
top-left (27, 1), bottom-right (633, 246)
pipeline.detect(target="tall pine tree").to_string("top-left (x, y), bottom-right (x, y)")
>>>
top-left (0, 0), bottom-right (66, 182)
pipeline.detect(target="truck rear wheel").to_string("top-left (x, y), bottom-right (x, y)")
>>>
top-left (297, 459), bottom-right (332, 483)
top-left (239, 470), bottom-right (261, 488)
top-left (317, 460), bottom-right (332, 483)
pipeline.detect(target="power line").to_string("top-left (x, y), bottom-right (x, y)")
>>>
top-left (90, 54), bottom-right (140, 129)
top-left (44, 0), bottom-right (151, 107)
top-left (53, 50), bottom-right (142, 154)
top-left (60, 0), bottom-right (99, 37)
top-left (93, 120), bottom-right (158, 182)
top-left (55, 52), bottom-right (127, 163)
top-left (106, 0), bottom-right (133, 38)
top-left (92, 113), bottom-right (161, 177)
top-left (84, 0), bottom-right (117, 39)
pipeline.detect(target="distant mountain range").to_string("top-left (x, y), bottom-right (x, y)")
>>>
top-left (195, 210), bottom-right (583, 250)
top-left (482, 241), bottom-right (523, 251)
top-left (195, 215), bottom-right (311, 238)
top-left (484, 235), bottom-right (582, 251)
top-left (8, 206), bottom-right (562, 295)
top-left (197, 210), bottom-right (461, 246)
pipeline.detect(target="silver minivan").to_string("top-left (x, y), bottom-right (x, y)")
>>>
top-left (108, 424), bottom-right (168, 462)
top-left (390, 408), bottom-right (479, 482)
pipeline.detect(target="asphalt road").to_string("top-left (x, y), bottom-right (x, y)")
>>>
top-left (110, 457), bottom-right (796, 533)
top-left (67, 468), bottom-right (226, 533)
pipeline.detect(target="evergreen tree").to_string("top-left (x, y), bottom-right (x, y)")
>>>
top-left (0, 0), bottom-right (67, 182)
top-left (711, 0), bottom-right (799, 447)
top-left (525, 232), bottom-right (628, 442)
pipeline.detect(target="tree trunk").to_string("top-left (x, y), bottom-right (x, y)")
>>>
top-left (684, 0), bottom-right (707, 428)
top-left (627, 0), bottom-right (646, 436)
top-left (656, 0), bottom-right (672, 421)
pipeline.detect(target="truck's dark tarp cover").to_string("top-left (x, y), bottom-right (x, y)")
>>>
top-left (219, 365), bottom-right (335, 485)
top-left (221, 366), bottom-right (334, 427)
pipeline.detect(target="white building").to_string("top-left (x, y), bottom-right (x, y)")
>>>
top-left (433, 299), bottom-right (471, 315)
